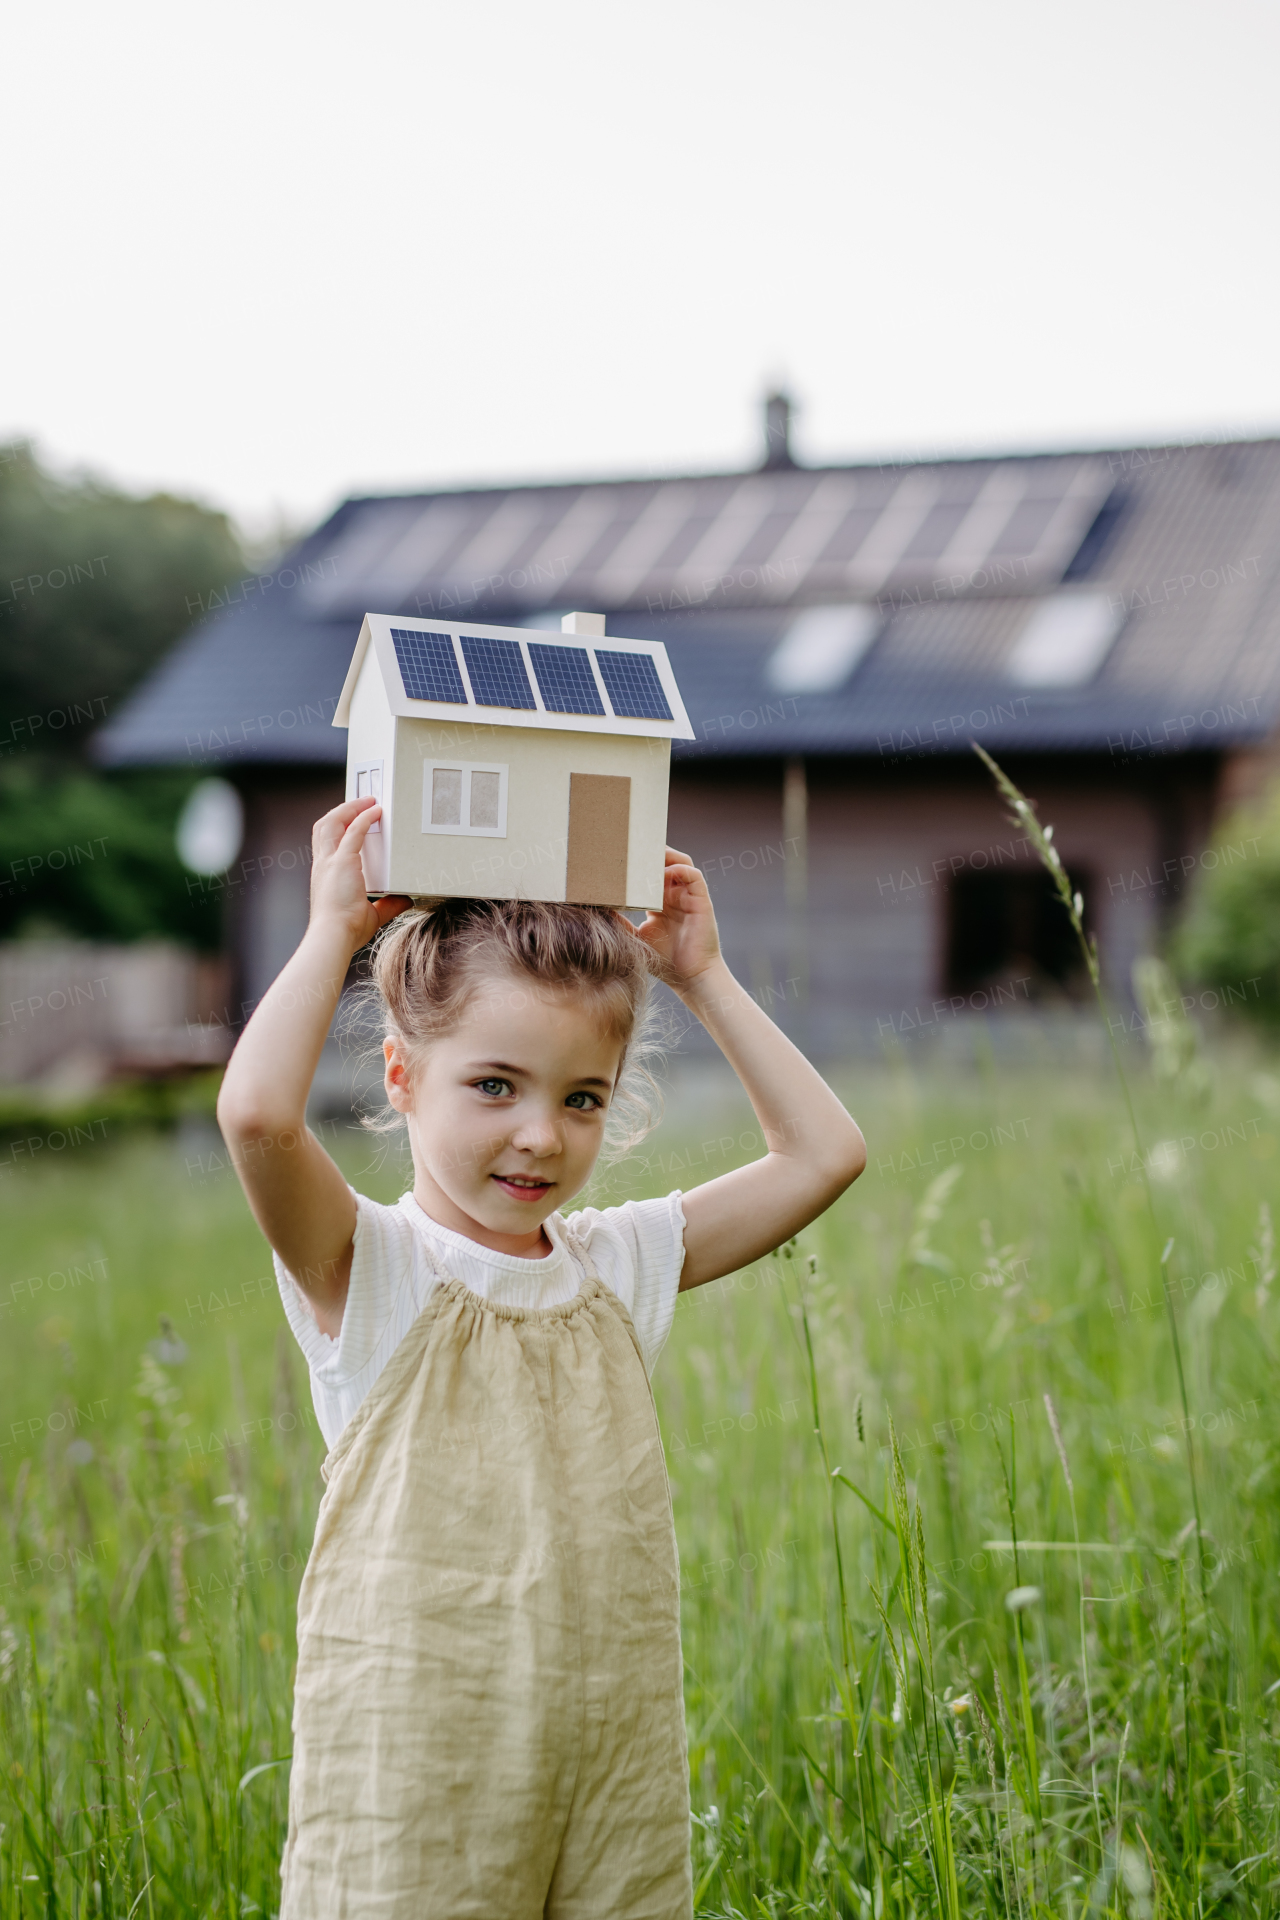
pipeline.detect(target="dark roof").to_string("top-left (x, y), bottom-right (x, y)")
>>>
top-left (96, 437), bottom-right (1280, 770)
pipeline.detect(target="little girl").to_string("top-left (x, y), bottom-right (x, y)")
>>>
top-left (217, 795), bottom-right (866, 1920)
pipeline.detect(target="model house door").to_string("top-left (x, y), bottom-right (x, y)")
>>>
top-left (565, 773), bottom-right (631, 905)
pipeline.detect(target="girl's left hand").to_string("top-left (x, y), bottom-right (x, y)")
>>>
top-left (635, 847), bottom-right (722, 991)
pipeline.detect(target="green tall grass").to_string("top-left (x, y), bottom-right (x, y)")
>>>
top-left (3, 1043), bottom-right (1280, 1915)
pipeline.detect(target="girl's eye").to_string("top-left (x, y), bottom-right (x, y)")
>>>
top-left (565, 1091), bottom-right (603, 1112)
top-left (474, 1078), bottom-right (512, 1098)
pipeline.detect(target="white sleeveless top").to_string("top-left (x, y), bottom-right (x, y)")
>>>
top-left (274, 1187), bottom-right (687, 1448)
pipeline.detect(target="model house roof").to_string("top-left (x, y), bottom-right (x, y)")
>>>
top-left (96, 434), bottom-right (1280, 769)
top-left (335, 614), bottom-right (695, 740)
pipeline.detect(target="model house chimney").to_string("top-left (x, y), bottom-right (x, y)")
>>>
top-left (762, 390), bottom-right (795, 470)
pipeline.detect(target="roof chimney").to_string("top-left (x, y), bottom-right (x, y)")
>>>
top-left (762, 389), bottom-right (795, 470)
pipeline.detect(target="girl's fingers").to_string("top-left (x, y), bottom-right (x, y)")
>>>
top-left (328, 797), bottom-right (378, 829)
top-left (338, 801), bottom-right (383, 850)
top-left (314, 797), bottom-right (377, 852)
top-left (372, 893), bottom-right (413, 928)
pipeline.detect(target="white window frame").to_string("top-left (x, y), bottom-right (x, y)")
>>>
top-left (421, 759), bottom-right (509, 837)
top-left (353, 760), bottom-right (383, 832)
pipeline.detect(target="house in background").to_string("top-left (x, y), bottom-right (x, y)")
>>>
top-left (96, 401), bottom-right (1280, 1056)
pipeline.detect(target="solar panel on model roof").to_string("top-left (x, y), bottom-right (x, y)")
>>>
top-left (390, 628), bottom-right (467, 704)
top-left (459, 635), bottom-right (537, 710)
top-left (595, 651), bottom-right (673, 722)
top-left (527, 643), bottom-right (605, 716)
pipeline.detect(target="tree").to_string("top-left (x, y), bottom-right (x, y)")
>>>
top-left (0, 443), bottom-right (247, 944)
top-left (1175, 785), bottom-right (1280, 1023)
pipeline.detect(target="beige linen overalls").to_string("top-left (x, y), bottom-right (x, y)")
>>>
top-left (280, 1229), bottom-right (693, 1920)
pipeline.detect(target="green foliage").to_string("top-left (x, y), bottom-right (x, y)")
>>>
top-left (3, 1056), bottom-right (1280, 1915)
top-left (0, 442), bottom-right (243, 753)
top-left (1133, 955), bottom-right (1211, 1102)
top-left (1177, 788), bottom-right (1280, 1021)
top-left (0, 1068), bottom-right (221, 1144)
top-left (0, 766), bottom-right (224, 946)
top-left (0, 443), bottom-right (247, 944)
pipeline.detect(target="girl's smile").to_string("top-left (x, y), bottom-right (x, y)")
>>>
top-left (491, 1173), bottom-right (555, 1202)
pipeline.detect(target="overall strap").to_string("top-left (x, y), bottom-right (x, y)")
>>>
top-left (413, 1226), bottom-right (453, 1286)
top-left (558, 1216), bottom-right (593, 1282)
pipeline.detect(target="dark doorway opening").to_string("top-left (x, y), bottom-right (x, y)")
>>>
top-left (946, 867), bottom-right (1092, 1002)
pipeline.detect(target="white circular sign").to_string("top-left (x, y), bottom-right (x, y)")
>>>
top-left (176, 778), bottom-right (244, 876)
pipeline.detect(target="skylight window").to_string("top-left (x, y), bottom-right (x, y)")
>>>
top-left (1006, 592), bottom-right (1124, 688)
top-left (765, 605), bottom-right (881, 695)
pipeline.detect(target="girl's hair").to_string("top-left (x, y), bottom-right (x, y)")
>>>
top-left (362, 899), bottom-right (665, 1157)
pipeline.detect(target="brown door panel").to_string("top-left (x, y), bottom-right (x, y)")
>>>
top-left (565, 773), bottom-right (631, 905)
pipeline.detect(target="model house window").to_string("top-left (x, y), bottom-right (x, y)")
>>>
top-left (354, 762), bottom-right (382, 832)
top-left (421, 761), bottom-right (508, 837)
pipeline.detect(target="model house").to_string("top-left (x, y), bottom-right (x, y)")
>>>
top-left (333, 611), bottom-right (694, 909)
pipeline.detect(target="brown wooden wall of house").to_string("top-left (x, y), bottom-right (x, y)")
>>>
top-left (667, 753), bottom-right (1219, 1055)
top-left (226, 753), bottom-right (1221, 1060)
top-left (227, 774), bottom-right (343, 1016)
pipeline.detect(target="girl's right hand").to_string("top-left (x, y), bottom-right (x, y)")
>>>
top-left (636, 846), bottom-right (722, 992)
top-left (310, 797), bottom-right (412, 951)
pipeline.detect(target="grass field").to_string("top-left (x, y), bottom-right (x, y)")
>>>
top-left (3, 1035), bottom-right (1280, 1916)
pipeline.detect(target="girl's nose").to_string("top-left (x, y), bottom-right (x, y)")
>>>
top-left (510, 1114), bottom-right (561, 1155)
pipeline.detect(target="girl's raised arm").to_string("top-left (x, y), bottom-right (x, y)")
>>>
top-left (636, 850), bottom-right (866, 1290)
top-left (215, 798), bottom-right (408, 1335)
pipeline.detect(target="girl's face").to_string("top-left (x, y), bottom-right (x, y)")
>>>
top-left (383, 976), bottom-right (625, 1254)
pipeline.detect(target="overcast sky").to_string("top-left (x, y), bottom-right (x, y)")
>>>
top-left (6, 0), bottom-right (1279, 539)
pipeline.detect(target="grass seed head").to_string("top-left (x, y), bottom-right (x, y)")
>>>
top-left (1043, 1393), bottom-right (1074, 1496)
top-left (970, 1690), bottom-right (998, 1778)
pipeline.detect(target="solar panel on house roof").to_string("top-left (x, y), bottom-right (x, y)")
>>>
top-left (390, 627), bottom-right (467, 704)
top-left (459, 635), bottom-right (537, 710)
top-left (298, 458), bottom-right (1117, 622)
top-left (595, 650), bottom-right (672, 721)
top-left (528, 643), bottom-right (605, 716)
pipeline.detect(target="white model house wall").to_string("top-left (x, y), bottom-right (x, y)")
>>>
top-left (344, 646), bottom-right (395, 892)
top-left (388, 718), bottom-right (670, 906)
